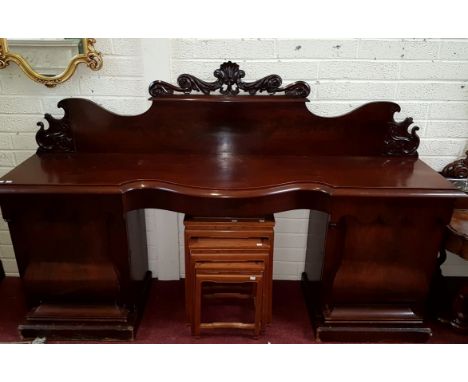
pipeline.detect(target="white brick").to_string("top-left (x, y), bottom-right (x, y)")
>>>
top-left (100, 56), bottom-right (144, 77)
top-left (172, 39), bottom-right (276, 59)
top-left (275, 233), bottom-right (308, 249)
top-left (0, 231), bottom-right (12, 245)
top-left (173, 60), bottom-right (318, 82)
top-left (79, 77), bottom-right (146, 96)
top-left (0, 115), bottom-right (43, 133)
top-left (308, 102), bottom-right (428, 120)
top-left (274, 218), bottom-right (309, 234)
top-left (0, 96), bottom-right (42, 114)
top-left (401, 61), bottom-right (468, 80)
top-left (0, 244), bottom-right (14, 258)
top-left (0, 152), bottom-right (15, 166)
top-left (358, 39), bottom-right (439, 60)
top-left (273, 261), bottom-right (299, 277)
top-left (274, 210), bottom-right (310, 219)
top-left (0, 134), bottom-right (12, 149)
top-left (439, 41), bottom-right (468, 60)
top-left (2, 258), bottom-right (18, 274)
top-left (171, 60), bottom-right (223, 81)
top-left (40, 97), bottom-right (66, 116)
top-left (14, 151), bottom-right (35, 165)
top-left (396, 82), bottom-right (468, 101)
top-left (428, 103), bottom-right (468, 120)
top-left (0, 218), bottom-right (8, 230)
top-left (319, 61), bottom-right (400, 80)
top-left (418, 139), bottom-right (465, 156)
top-left (274, 274), bottom-right (300, 281)
top-left (93, 38), bottom-right (113, 55)
top-left (111, 39), bottom-right (142, 56)
top-left (273, 248), bottom-right (306, 262)
top-left (277, 39), bottom-right (358, 59)
top-left (420, 156), bottom-right (459, 171)
top-left (316, 81), bottom-right (396, 100)
top-left (307, 102), bottom-right (359, 117)
top-left (11, 134), bottom-right (36, 150)
top-left (0, 71), bottom-right (79, 95)
top-left (89, 97), bottom-right (151, 115)
top-left (397, 103), bottom-right (430, 122)
top-left (41, 96), bottom-right (149, 116)
top-left (240, 61), bottom-right (318, 81)
top-left (425, 122), bottom-right (468, 138)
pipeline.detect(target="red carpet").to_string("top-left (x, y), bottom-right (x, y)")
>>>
top-left (0, 277), bottom-right (467, 344)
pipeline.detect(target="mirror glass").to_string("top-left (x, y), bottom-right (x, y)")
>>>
top-left (7, 38), bottom-right (83, 76)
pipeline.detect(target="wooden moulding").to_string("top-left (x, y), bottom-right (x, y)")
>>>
top-left (18, 271), bottom-right (152, 341)
top-left (301, 274), bottom-right (432, 343)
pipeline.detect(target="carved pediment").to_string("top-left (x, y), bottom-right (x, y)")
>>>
top-left (149, 61), bottom-right (311, 98)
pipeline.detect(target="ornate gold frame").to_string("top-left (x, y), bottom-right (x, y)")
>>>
top-left (0, 38), bottom-right (103, 87)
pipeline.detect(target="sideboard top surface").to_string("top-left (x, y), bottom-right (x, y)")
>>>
top-left (0, 153), bottom-right (460, 198)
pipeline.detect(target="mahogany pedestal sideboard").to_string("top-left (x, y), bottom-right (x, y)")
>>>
top-left (0, 61), bottom-right (465, 342)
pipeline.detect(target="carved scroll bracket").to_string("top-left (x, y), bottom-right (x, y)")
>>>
top-left (36, 103), bottom-right (75, 154)
top-left (384, 117), bottom-right (420, 157)
top-left (441, 151), bottom-right (468, 179)
top-left (149, 61), bottom-right (310, 98)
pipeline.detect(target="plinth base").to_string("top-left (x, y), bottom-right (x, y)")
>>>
top-left (301, 273), bottom-right (432, 343)
top-left (19, 271), bottom-right (152, 341)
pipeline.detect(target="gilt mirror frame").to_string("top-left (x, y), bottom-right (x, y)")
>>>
top-left (0, 38), bottom-right (103, 87)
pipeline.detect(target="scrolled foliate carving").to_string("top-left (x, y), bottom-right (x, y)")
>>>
top-left (441, 151), bottom-right (468, 179)
top-left (36, 107), bottom-right (75, 154)
top-left (85, 38), bottom-right (103, 71)
top-left (0, 43), bottom-right (9, 69)
top-left (383, 117), bottom-right (420, 157)
top-left (149, 61), bottom-right (311, 98)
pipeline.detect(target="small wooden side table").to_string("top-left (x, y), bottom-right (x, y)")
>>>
top-left (184, 216), bottom-right (275, 325)
top-left (192, 261), bottom-right (265, 337)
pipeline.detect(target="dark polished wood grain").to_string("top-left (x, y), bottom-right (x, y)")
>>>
top-left (0, 61), bottom-right (465, 341)
top-left (0, 153), bottom-right (456, 193)
top-left (34, 96), bottom-right (420, 157)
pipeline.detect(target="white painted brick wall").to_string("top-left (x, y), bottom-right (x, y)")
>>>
top-left (0, 38), bottom-right (467, 280)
